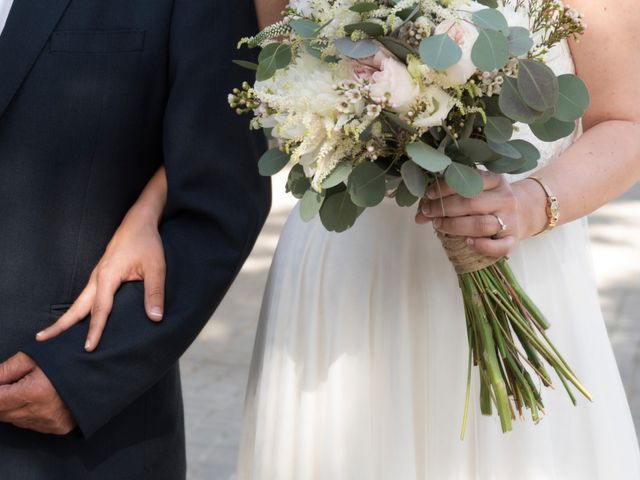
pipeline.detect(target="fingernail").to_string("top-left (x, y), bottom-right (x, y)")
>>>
top-left (150, 307), bottom-right (163, 319)
top-left (467, 238), bottom-right (475, 246)
top-left (421, 201), bottom-right (431, 216)
top-left (434, 218), bottom-right (442, 228)
top-left (85, 340), bottom-right (91, 351)
top-left (36, 330), bottom-right (46, 338)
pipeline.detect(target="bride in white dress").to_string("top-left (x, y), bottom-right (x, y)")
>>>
top-left (237, 0), bottom-right (640, 478)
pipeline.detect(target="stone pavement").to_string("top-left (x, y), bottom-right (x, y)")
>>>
top-left (181, 175), bottom-right (640, 480)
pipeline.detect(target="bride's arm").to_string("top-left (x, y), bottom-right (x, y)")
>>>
top-left (417, 0), bottom-right (640, 256)
top-left (255, 0), bottom-right (288, 29)
top-left (37, 167), bottom-right (168, 351)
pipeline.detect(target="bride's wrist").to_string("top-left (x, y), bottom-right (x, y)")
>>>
top-left (513, 179), bottom-right (549, 240)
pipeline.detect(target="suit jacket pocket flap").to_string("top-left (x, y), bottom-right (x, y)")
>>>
top-left (51, 30), bottom-right (145, 53)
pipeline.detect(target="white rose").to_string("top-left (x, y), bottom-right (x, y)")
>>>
top-left (412, 86), bottom-right (456, 129)
top-left (433, 19), bottom-right (479, 86)
top-left (367, 50), bottom-right (420, 114)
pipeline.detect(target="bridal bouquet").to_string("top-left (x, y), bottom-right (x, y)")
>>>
top-left (229, 0), bottom-right (592, 436)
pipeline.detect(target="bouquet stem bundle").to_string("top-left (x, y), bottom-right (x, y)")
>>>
top-left (437, 233), bottom-right (593, 438)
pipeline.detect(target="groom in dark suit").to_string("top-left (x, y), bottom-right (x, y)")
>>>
top-left (0, 1), bottom-right (269, 478)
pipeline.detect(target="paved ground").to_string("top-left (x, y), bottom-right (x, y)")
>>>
top-left (182, 175), bottom-right (640, 480)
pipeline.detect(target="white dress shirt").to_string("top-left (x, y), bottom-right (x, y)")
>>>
top-left (0, 0), bottom-right (14, 36)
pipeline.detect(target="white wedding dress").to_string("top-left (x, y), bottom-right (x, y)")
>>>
top-left (236, 39), bottom-right (640, 479)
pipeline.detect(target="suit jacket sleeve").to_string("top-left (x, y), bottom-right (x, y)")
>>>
top-left (22, 0), bottom-right (271, 438)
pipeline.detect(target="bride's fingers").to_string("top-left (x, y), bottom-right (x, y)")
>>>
top-left (421, 191), bottom-right (505, 218)
top-left (434, 215), bottom-right (505, 238)
top-left (425, 172), bottom-right (503, 200)
top-left (85, 274), bottom-right (122, 352)
top-left (35, 282), bottom-right (96, 341)
top-left (467, 235), bottom-right (517, 258)
top-left (143, 261), bottom-right (166, 322)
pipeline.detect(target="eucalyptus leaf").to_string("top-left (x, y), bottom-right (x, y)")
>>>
top-left (232, 60), bottom-right (258, 71)
top-left (406, 141), bottom-right (452, 172)
top-left (554, 74), bottom-right (590, 122)
top-left (335, 38), bottom-right (379, 59)
top-left (508, 140), bottom-right (540, 174)
top-left (488, 140), bottom-right (522, 159)
top-left (456, 138), bottom-right (498, 164)
top-left (517, 59), bottom-right (560, 112)
top-left (286, 164), bottom-right (311, 199)
top-left (256, 42), bottom-right (292, 81)
top-left (378, 36), bottom-right (416, 62)
top-left (322, 162), bottom-right (353, 189)
top-left (344, 22), bottom-right (385, 37)
top-left (485, 156), bottom-right (528, 174)
top-left (444, 163), bottom-right (484, 198)
top-left (299, 189), bottom-right (325, 222)
top-left (258, 148), bottom-right (290, 176)
top-left (347, 162), bottom-right (387, 207)
top-left (508, 27), bottom-right (533, 57)
top-left (290, 19), bottom-right (321, 38)
top-left (484, 116), bottom-right (513, 143)
top-left (319, 185), bottom-right (365, 232)
top-left (471, 28), bottom-right (509, 72)
top-left (472, 9), bottom-right (509, 35)
top-left (401, 161), bottom-right (428, 197)
top-left (499, 77), bottom-right (545, 123)
top-left (530, 117), bottom-right (576, 142)
top-left (349, 2), bottom-right (379, 13)
top-left (419, 34), bottom-right (463, 70)
top-left (477, 0), bottom-right (498, 6)
top-left (395, 181), bottom-right (419, 207)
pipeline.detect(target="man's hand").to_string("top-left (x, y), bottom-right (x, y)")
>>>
top-left (0, 352), bottom-right (76, 435)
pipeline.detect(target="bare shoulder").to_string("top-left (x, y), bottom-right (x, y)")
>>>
top-left (569, 0), bottom-right (640, 128)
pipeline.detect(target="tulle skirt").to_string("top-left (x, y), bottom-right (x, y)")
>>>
top-left (237, 199), bottom-right (640, 479)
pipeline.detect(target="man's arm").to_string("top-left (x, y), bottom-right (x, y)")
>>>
top-left (19, 0), bottom-right (271, 438)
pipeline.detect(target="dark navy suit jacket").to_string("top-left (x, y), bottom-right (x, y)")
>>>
top-left (0, 1), bottom-right (269, 478)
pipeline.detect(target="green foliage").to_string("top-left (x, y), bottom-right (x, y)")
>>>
top-left (256, 43), bottom-right (292, 81)
top-left (232, 60), bottom-right (258, 71)
top-left (554, 74), bottom-right (590, 122)
top-left (349, 2), bottom-right (379, 13)
top-left (348, 162), bottom-right (387, 207)
top-left (472, 29), bottom-right (509, 72)
top-left (286, 165), bottom-right (310, 199)
top-left (444, 163), bottom-right (484, 198)
top-left (257, 148), bottom-right (290, 176)
top-left (472, 9), bottom-right (509, 35)
top-left (401, 160), bottom-right (428, 197)
top-left (530, 117), bottom-right (576, 142)
top-left (420, 34), bottom-right (463, 70)
top-left (499, 77), bottom-right (545, 124)
top-left (344, 22), bottom-right (385, 37)
top-left (406, 141), bottom-right (452, 173)
top-left (484, 116), bottom-right (513, 144)
top-left (335, 38), bottom-right (379, 58)
top-left (508, 27), bottom-right (533, 57)
top-left (379, 36), bottom-right (416, 62)
top-left (322, 162), bottom-right (353, 189)
top-left (395, 181), bottom-right (419, 207)
top-left (517, 59), bottom-right (559, 112)
top-left (289, 19), bottom-right (321, 39)
top-left (319, 185), bottom-right (365, 232)
top-left (299, 189), bottom-right (325, 222)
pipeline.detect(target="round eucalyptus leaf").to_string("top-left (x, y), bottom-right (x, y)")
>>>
top-left (406, 141), bottom-right (452, 173)
top-left (256, 43), bottom-right (292, 81)
top-left (508, 139), bottom-right (540, 174)
top-left (530, 117), bottom-right (576, 142)
top-left (499, 77), bottom-right (545, 123)
top-left (286, 164), bottom-right (311, 199)
top-left (477, 0), bottom-right (498, 7)
top-left (456, 138), bottom-right (498, 164)
top-left (517, 59), bottom-right (560, 112)
top-left (471, 28), bottom-right (509, 72)
top-left (335, 38), bottom-right (379, 59)
top-left (385, 175), bottom-right (402, 191)
top-left (299, 189), bottom-right (325, 222)
top-left (344, 22), bottom-right (385, 37)
top-left (289, 19), bottom-right (321, 39)
top-left (485, 156), bottom-right (528, 174)
top-left (319, 185), bottom-right (365, 232)
top-left (322, 162), bottom-right (353, 189)
top-left (395, 181), bottom-right (419, 207)
top-left (258, 148), bottom-right (290, 176)
top-left (347, 162), bottom-right (387, 207)
top-left (444, 163), bottom-right (484, 199)
top-left (484, 116), bottom-right (513, 143)
top-left (554, 74), bottom-right (590, 122)
top-left (488, 140), bottom-right (522, 159)
top-left (419, 33), bottom-right (463, 70)
top-left (401, 161), bottom-right (428, 197)
top-left (507, 27), bottom-right (533, 56)
top-left (472, 9), bottom-right (509, 35)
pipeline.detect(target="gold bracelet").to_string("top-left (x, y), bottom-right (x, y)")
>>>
top-left (527, 176), bottom-right (559, 234)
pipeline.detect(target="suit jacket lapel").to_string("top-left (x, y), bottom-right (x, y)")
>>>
top-left (0, 0), bottom-right (71, 120)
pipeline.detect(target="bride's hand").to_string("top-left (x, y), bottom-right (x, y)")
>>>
top-left (36, 169), bottom-right (168, 352)
top-left (414, 172), bottom-right (537, 258)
